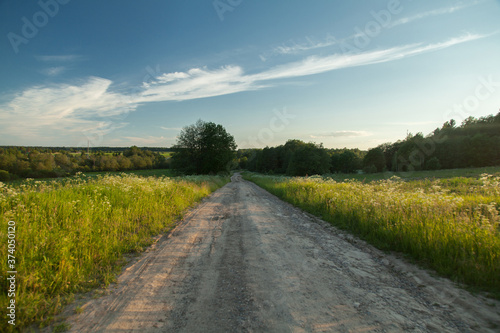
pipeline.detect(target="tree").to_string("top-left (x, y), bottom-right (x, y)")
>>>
top-left (172, 120), bottom-right (237, 174)
top-left (363, 147), bottom-right (385, 173)
top-left (286, 143), bottom-right (330, 176)
top-left (425, 157), bottom-right (441, 170)
top-left (0, 170), bottom-right (11, 181)
top-left (338, 150), bottom-right (362, 173)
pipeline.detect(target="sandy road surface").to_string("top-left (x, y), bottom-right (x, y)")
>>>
top-left (64, 173), bottom-right (500, 332)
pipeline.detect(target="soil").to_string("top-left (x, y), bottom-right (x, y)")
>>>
top-left (61, 173), bottom-right (500, 332)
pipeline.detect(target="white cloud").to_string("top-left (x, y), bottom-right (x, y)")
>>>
top-left (136, 33), bottom-right (487, 104)
top-left (0, 33), bottom-right (490, 145)
top-left (41, 66), bottom-right (66, 76)
top-left (35, 54), bottom-right (84, 62)
top-left (389, 2), bottom-right (482, 28)
top-left (138, 66), bottom-right (260, 102)
top-left (253, 33), bottom-right (488, 82)
top-left (274, 37), bottom-right (337, 55)
top-left (0, 77), bottom-right (135, 145)
top-left (6, 77), bottom-right (136, 119)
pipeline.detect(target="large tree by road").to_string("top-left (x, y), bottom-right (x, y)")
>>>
top-left (172, 120), bottom-right (237, 174)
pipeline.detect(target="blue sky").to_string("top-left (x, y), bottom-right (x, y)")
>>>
top-left (1, 0), bottom-right (499, 149)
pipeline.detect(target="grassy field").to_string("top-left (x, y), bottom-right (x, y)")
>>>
top-left (324, 165), bottom-right (500, 182)
top-left (243, 168), bottom-right (500, 297)
top-left (0, 173), bottom-right (229, 330)
top-left (4, 168), bottom-right (178, 187)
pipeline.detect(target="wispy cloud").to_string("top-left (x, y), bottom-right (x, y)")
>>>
top-left (389, 2), bottom-right (482, 28)
top-left (40, 66), bottom-right (67, 76)
top-left (0, 33), bottom-right (489, 144)
top-left (160, 126), bottom-right (182, 131)
top-left (35, 54), bottom-right (84, 62)
top-left (0, 77), bottom-right (134, 144)
top-left (138, 66), bottom-right (260, 103)
top-left (36, 54), bottom-right (84, 79)
top-left (254, 33), bottom-right (486, 82)
top-left (139, 33), bottom-right (487, 102)
top-left (311, 131), bottom-right (370, 139)
top-left (274, 37), bottom-right (337, 55)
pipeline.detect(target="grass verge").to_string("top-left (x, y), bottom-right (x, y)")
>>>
top-left (243, 171), bottom-right (500, 298)
top-left (0, 173), bottom-right (229, 331)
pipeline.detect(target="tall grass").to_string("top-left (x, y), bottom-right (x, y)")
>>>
top-left (0, 173), bottom-right (229, 330)
top-left (244, 172), bottom-right (500, 296)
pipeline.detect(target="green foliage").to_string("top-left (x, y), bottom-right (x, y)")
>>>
top-left (0, 173), bottom-right (229, 330)
top-left (0, 170), bottom-right (10, 181)
top-left (363, 147), bottom-right (385, 172)
top-left (286, 143), bottom-right (330, 176)
top-left (331, 149), bottom-right (362, 173)
top-left (0, 146), bottom-right (170, 180)
top-left (376, 111), bottom-right (500, 172)
top-left (242, 140), bottom-right (335, 176)
top-left (171, 120), bottom-right (237, 174)
top-left (244, 172), bottom-right (500, 296)
top-left (363, 164), bottom-right (377, 174)
top-left (425, 156), bottom-right (441, 170)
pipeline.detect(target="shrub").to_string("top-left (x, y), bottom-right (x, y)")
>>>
top-left (426, 157), bottom-right (442, 170)
top-left (0, 170), bottom-right (10, 181)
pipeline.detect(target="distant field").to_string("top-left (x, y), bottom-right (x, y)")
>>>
top-left (0, 173), bottom-right (229, 330)
top-left (160, 152), bottom-right (173, 158)
top-left (243, 166), bottom-right (500, 297)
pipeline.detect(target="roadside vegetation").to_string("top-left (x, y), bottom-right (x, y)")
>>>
top-left (0, 173), bottom-right (229, 330)
top-left (243, 170), bottom-right (500, 297)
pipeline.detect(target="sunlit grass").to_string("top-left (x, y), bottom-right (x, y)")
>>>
top-left (243, 172), bottom-right (500, 297)
top-left (0, 173), bottom-right (229, 330)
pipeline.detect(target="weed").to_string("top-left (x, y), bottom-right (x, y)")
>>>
top-left (0, 173), bottom-right (229, 330)
top-left (244, 171), bottom-right (500, 296)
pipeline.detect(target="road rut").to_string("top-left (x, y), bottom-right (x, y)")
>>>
top-left (64, 173), bottom-right (500, 332)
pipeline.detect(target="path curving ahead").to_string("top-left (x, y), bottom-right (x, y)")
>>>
top-left (65, 173), bottom-right (500, 332)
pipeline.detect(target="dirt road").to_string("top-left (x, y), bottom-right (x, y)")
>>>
top-left (65, 173), bottom-right (500, 332)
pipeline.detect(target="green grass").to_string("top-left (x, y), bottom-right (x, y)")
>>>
top-left (324, 166), bottom-right (500, 183)
top-left (243, 169), bottom-right (500, 297)
top-left (0, 173), bottom-right (229, 330)
top-left (83, 168), bottom-right (177, 178)
top-left (5, 168), bottom-right (178, 187)
top-left (160, 152), bottom-right (173, 158)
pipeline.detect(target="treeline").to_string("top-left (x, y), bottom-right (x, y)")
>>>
top-left (237, 140), bottom-right (365, 176)
top-left (0, 146), bottom-right (174, 154)
top-left (0, 146), bottom-right (169, 181)
top-left (238, 111), bottom-right (500, 176)
top-left (364, 111), bottom-right (500, 173)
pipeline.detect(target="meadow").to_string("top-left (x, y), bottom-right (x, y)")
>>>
top-left (0, 173), bottom-right (229, 330)
top-left (243, 169), bottom-right (500, 297)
